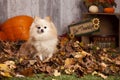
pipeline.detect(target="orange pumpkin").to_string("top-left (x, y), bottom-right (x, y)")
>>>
top-left (0, 32), bottom-right (7, 40)
top-left (0, 15), bottom-right (33, 41)
top-left (103, 7), bottom-right (115, 13)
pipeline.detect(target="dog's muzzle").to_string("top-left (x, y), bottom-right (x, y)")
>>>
top-left (37, 29), bottom-right (44, 33)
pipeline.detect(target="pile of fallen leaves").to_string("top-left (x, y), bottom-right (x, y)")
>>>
top-left (0, 35), bottom-right (120, 79)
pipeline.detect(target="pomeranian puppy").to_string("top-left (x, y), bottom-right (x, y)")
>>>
top-left (19, 16), bottom-right (58, 61)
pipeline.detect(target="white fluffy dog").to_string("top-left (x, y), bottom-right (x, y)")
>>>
top-left (19, 16), bottom-right (58, 61)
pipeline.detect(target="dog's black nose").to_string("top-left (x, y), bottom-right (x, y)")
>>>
top-left (41, 29), bottom-right (44, 32)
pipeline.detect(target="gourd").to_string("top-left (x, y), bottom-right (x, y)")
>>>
top-left (89, 5), bottom-right (99, 13)
top-left (0, 15), bottom-right (33, 41)
top-left (103, 8), bottom-right (115, 13)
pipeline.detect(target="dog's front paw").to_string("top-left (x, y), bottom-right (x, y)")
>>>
top-left (34, 54), bottom-right (43, 61)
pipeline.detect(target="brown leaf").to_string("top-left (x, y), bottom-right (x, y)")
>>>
top-left (64, 58), bottom-right (75, 66)
top-left (19, 67), bottom-right (34, 76)
top-left (99, 62), bottom-right (108, 71)
top-left (113, 55), bottom-right (120, 65)
top-left (115, 61), bottom-right (120, 65)
top-left (3, 49), bottom-right (14, 55)
top-left (46, 66), bottom-right (53, 74)
top-left (75, 65), bottom-right (84, 77)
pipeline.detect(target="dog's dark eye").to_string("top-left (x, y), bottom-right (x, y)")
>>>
top-left (44, 26), bottom-right (47, 29)
top-left (37, 27), bottom-right (41, 29)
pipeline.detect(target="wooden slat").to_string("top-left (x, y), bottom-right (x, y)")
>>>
top-left (0, 0), bottom-right (8, 23)
top-left (7, 0), bottom-right (39, 18)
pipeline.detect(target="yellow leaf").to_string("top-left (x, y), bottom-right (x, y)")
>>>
top-left (61, 66), bottom-right (65, 70)
top-left (0, 63), bottom-right (13, 77)
top-left (60, 52), bottom-right (66, 56)
top-left (73, 51), bottom-right (90, 59)
top-left (92, 71), bottom-right (98, 75)
top-left (0, 72), bottom-right (12, 77)
top-left (19, 58), bottom-right (24, 63)
top-left (0, 64), bottom-right (10, 72)
top-left (64, 58), bottom-right (75, 66)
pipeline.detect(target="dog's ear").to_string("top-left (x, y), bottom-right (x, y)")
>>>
top-left (34, 16), bottom-right (41, 22)
top-left (45, 16), bottom-right (51, 22)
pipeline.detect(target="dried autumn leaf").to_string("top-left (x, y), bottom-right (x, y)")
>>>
top-left (60, 52), bottom-right (66, 56)
top-left (65, 44), bottom-right (74, 53)
top-left (64, 65), bottom-right (75, 75)
top-left (46, 66), bottom-right (53, 74)
top-left (53, 70), bottom-right (61, 76)
top-left (59, 37), bottom-right (69, 46)
top-left (81, 51), bottom-right (90, 56)
top-left (100, 53), bottom-right (112, 62)
top-left (92, 71), bottom-right (107, 79)
top-left (99, 62), bottom-right (108, 71)
top-left (19, 58), bottom-right (24, 63)
top-left (0, 63), bottom-right (13, 77)
top-left (1, 36), bottom-right (120, 78)
top-left (92, 71), bottom-right (97, 75)
top-left (74, 64), bottom-right (84, 77)
top-left (114, 60), bottom-right (120, 65)
top-left (19, 67), bottom-right (34, 76)
top-left (0, 72), bottom-right (12, 77)
top-left (3, 49), bottom-right (13, 54)
top-left (110, 65), bottom-right (119, 73)
top-left (100, 62), bottom-right (107, 68)
top-left (98, 72), bottom-right (108, 79)
top-left (73, 51), bottom-right (90, 61)
top-left (4, 61), bottom-right (16, 69)
top-left (73, 41), bottom-right (80, 47)
top-left (64, 58), bottom-right (75, 66)
top-left (113, 55), bottom-right (120, 65)
top-left (0, 64), bottom-right (10, 72)
top-left (65, 68), bottom-right (74, 74)
top-left (29, 60), bottom-right (37, 65)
